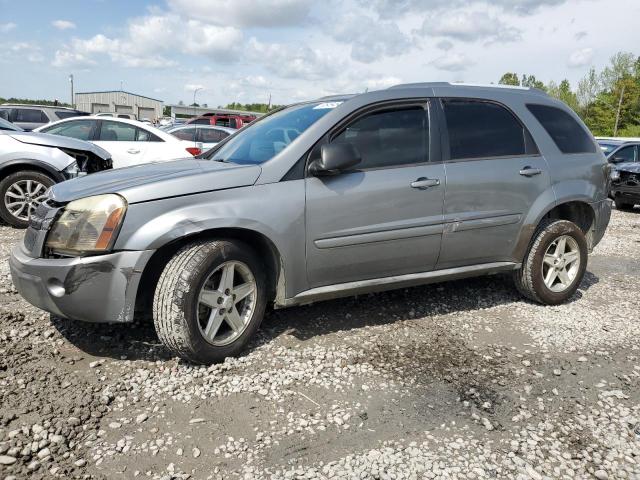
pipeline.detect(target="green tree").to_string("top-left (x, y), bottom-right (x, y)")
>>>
top-left (498, 73), bottom-right (520, 86)
top-left (547, 79), bottom-right (579, 112)
top-left (520, 74), bottom-right (546, 91)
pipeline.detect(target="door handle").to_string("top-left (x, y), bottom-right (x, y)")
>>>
top-left (127, 148), bottom-right (140, 154)
top-left (519, 167), bottom-right (542, 177)
top-left (410, 177), bottom-right (440, 189)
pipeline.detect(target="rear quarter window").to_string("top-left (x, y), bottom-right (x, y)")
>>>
top-left (526, 104), bottom-right (596, 154)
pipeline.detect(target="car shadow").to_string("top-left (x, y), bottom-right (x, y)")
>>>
top-left (51, 271), bottom-right (600, 363)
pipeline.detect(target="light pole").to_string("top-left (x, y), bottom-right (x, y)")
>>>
top-left (69, 74), bottom-right (74, 108)
top-left (193, 87), bottom-right (203, 118)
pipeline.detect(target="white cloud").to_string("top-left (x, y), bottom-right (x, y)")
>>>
top-left (420, 10), bottom-right (521, 43)
top-left (0, 22), bottom-right (16, 33)
top-left (52, 20), bottom-right (76, 30)
top-left (431, 52), bottom-right (474, 71)
top-left (184, 84), bottom-right (205, 92)
top-left (330, 13), bottom-right (411, 63)
top-left (1, 41), bottom-right (43, 63)
top-left (360, 0), bottom-right (566, 17)
top-left (167, 0), bottom-right (313, 27)
top-left (52, 33), bottom-right (175, 68)
top-left (247, 38), bottom-right (345, 81)
top-left (567, 47), bottom-right (594, 68)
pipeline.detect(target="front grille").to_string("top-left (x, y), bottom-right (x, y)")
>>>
top-left (24, 200), bottom-right (62, 258)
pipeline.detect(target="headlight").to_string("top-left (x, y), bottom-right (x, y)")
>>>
top-left (45, 194), bottom-right (127, 255)
top-left (62, 161), bottom-right (80, 178)
top-left (610, 169), bottom-right (620, 181)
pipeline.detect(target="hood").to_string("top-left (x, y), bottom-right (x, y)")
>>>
top-left (50, 159), bottom-right (262, 204)
top-left (8, 131), bottom-right (111, 160)
top-left (613, 162), bottom-right (640, 174)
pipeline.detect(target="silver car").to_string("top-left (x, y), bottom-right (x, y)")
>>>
top-left (10, 83), bottom-right (612, 364)
top-left (0, 104), bottom-right (89, 131)
top-left (0, 130), bottom-right (112, 227)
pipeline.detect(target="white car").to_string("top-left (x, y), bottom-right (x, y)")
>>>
top-left (35, 117), bottom-right (192, 168)
top-left (166, 125), bottom-right (235, 153)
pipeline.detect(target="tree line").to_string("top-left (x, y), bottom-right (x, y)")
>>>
top-left (499, 51), bottom-right (640, 137)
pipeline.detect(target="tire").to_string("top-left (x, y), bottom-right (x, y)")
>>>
top-left (0, 170), bottom-right (55, 228)
top-left (513, 219), bottom-right (588, 305)
top-left (153, 239), bottom-right (268, 364)
top-left (614, 199), bottom-right (633, 210)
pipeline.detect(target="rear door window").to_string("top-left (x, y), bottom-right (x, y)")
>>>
top-left (173, 128), bottom-right (197, 141)
top-left (55, 110), bottom-right (88, 120)
top-left (14, 109), bottom-right (48, 123)
top-left (98, 121), bottom-right (137, 141)
top-left (199, 129), bottom-right (227, 143)
top-left (441, 99), bottom-right (530, 160)
top-left (136, 128), bottom-right (162, 142)
top-left (526, 104), bottom-right (596, 154)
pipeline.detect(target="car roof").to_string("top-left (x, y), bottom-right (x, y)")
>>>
top-left (0, 103), bottom-right (82, 111)
top-left (37, 116), bottom-right (178, 142)
top-left (169, 124), bottom-right (236, 133)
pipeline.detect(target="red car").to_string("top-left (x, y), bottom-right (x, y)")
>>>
top-left (186, 113), bottom-right (257, 129)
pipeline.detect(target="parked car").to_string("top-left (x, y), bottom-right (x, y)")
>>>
top-left (602, 141), bottom-right (640, 210)
top-left (0, 117), bottom-right (23, 131)
top-left (186, 113), bottom-right (256, 129)
top-left (95, 112), bottom-right (138, 120)
top-left (10, 83), bottom-right (611, 364)
top-left (0, 104), bottom-right (89, 131)
top-left (0, 130), bottom-right (112, 227)
top-left (166, 125), bottom-right (235, 154)
top-left (35, 117), bottom-right (194, 168)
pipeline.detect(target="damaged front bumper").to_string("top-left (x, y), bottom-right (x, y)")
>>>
top-left (9, 244), bottom-right (153, 323)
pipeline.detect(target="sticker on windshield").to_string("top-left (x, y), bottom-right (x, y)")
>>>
top-left (313, 102), bottom-right (343, 110)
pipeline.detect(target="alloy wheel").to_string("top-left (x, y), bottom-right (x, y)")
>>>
top-left (542, 234), bottom-right (581, 292)
top-left (197, 261), bottom-right (257, 346)
top-left (4, 179), bottom-right (48, 222)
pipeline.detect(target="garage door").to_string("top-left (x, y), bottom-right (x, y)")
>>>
top-left (114, 105), bottom-right (133, 114)
top-left (138, 107), bottom-right (155, 121)
top-left (91, 103), bottom-right (110, 113)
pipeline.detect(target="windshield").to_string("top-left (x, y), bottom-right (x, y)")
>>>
top-left (205, 101), bottom-right (342, 165)
top-left (598, 143), bottom-right (619, 155)
top-left (0, 117), bottom-right (22, 131)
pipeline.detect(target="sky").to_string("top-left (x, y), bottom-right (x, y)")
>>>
top-left (0, 0), bottom-right (639, 107)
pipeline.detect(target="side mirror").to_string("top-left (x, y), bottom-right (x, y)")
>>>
top-left (310, 143), bottom-right (361, 175)
top-left (610, 156), bottom-right (625, 164)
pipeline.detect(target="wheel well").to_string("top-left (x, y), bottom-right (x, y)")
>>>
top-left (134, 228), bottom-right (282, 320)
top-left (543, 201), bottom-right (595, 248)
top-left (0, 163), bottom-right (60, 183)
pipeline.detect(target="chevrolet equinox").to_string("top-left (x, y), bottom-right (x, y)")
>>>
top-left (10, 83), bottom-right (612, 364)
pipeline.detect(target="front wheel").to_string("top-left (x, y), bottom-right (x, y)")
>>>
top-left (153, 239), bottom-right (267, 364)
top-left (0, 170), bottom-right (55, 228)
top-left (513, 219), bottom-right (588, 305)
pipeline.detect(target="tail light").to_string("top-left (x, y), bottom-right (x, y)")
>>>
top-left (186, 147), bottom-right (202, 156)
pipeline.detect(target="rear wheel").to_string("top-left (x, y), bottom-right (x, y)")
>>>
top-left (513, 219), bottom-right (587, 305)
top-left (153, 239), bottom-right (267, 364)
top-left (0, 170), bottom-right (54, 228)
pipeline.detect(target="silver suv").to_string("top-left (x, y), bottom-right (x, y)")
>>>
top-left (0, 104), bottom-right (89, 131)
top-left (10, 83), bottom-right (612, 364)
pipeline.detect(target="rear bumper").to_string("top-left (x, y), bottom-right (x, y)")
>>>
top-left (9, 245), bottom-right (153, 323)
top-left (591, 198), bottom-right (612, 249)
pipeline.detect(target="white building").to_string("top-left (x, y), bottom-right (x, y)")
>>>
top-left (75, 91), bottom-right (163, 120)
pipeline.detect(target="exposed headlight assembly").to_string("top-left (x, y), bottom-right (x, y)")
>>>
top-left (46, 194), bottom-right (127, 255)
top-left (610, 169), bottom-right (620, 181)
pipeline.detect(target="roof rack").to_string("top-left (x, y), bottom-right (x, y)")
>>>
top-left (388, 82), bottom-right (548, 95)
top-left (1, 103), bottom-right (80, 110)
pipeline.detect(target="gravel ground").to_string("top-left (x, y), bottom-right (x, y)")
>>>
top-left (1, 208), bottom-right (639, 480)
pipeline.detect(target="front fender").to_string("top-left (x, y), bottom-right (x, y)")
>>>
top-left (114, 182), bottom-right (308, 297)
